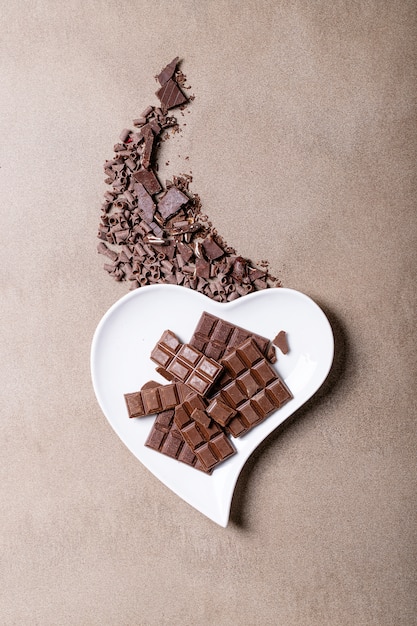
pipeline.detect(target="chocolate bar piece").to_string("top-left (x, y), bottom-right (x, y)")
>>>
top-left (145, 409), bottom-right (211, 473)
top-left (157, 186), bottom-right (189, 222)
top-left (124, 381), bottom-right (189, 418)
top-left (174, 394), bottom-right (236, 471)
top-left (157, 57), bottom-right (179, 86)
top-left (132, 168), bottom-right (162, 195)
top-left (189, 312), bottom-right (271, 361)
top-left (150, 330), bottom-right (223, 396)
top-left (156, 78), bottom-right (187, 111)
top-left (207, 338), bottom-right (292, 437)
top-left (273, 330), bottom-right (289, 355)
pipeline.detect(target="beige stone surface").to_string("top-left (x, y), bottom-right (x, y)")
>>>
top-left (1, 1), bottom-right (416, 624)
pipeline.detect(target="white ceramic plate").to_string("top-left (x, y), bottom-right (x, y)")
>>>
top-left (91, 285), bottom-right (334, 526)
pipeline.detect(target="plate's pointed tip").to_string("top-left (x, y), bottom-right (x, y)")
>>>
top-left (207, 498), bottom-right (231, 528)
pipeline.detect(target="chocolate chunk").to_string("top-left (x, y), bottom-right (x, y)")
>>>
top-left (201, 237), bottom-right (224, 261)
top-left (156, 78), bottom-right (187, 110)
top-left (141, 126), bottom-right (155, 169)
top-left (150, 331), bottom-right (223, 397)
top-left (133, 168), bottom-right (162, 195)
top-left (208, 338), bottom-right (292, 437)
top-left (174, 395), bottom-right (236, 471)
top-left (157, 187), bottom-right (189, 222)
top-left (157, 57), bottom-right (179, 86)
top-left (145, 409), bottom-right (212, 473)
top-left (134, 182), bottom-right (155, 223)
top-left (231, 257), bottom-right (248, 283)
top-left (205, 397), bottom-right (236, 427)
top-left (195, 257), bottom-right (210, 279)
top-left (272, 330), bottom-right (289, 355)
top-left (177, 241), bottom-right (194, 263)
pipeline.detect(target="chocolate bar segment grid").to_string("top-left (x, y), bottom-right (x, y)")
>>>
top-left (124, 381), bottom-right (189, 418)
top-left (207, 338), bottom-right (292, 437)
top-left (174, 394), bottom-right (236, 471)
top-left (150, 330), bottom-right (223, 396)
top-left (145, 409), bottom-right (212, 474)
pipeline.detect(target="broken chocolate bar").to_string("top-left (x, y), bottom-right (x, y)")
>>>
top-left (208, 338), bottom-right (292, 437)
top-left (189, 312), bottom-right (271, 361)
top-left (124, 381), bottom-right (189, 418)
top-left (273, 330), bottom-right (289, 355)
top-left (174, 394), bottom-right (236, 471)
top-left (145, 409), bottom-right (211, 473)
top-left (150, 330), bottom-right (223, 396)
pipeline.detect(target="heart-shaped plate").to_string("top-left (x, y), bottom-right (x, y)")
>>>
top-left (91, 284), bottom-right (334, 526)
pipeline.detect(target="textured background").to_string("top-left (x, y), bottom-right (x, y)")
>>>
top-left (1, 1), bottom-right (416, 624)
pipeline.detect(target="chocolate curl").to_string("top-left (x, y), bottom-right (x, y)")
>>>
top-left (124, 190), bottom-right (135, 206)
top-left (143, 257), bottom-right (157, 268)
top-left (236, 283), bottom-right (253, 296)
top-left (133, 117), bottom-right (147, 127)
top-left (121, 263), bottom-right (135, 281)
top-left (118, 249), bottom-right (132, 264)
top-left (97, 242), bottom-right (118, 261)
top-left (216, 272), bottom-right (228, 286)
top-left (141, 105), bottom-right (154, 118)
top-left (134, 242), bottom-right (146, 258)
top-left (142, 242), bottom-right (156, 257)
top-left (254, 278), bottom-right (267, 290)
top-left (151, 269), bottom-right (161, 281)
top-left (175, 270), bottom-right (185, 285)
top-left (101, 201), bottom-right (113, 213)
top-left (97, 226), bottom-right (108, 241)
top-left (197, 277), bottom-right (208, 291)
top-left (113, 199), bottom-right (128, 211)
top-left (113, 228), bottom-right (130, 244)
top-left (129, 280), bottom-right (140, 290)
top-left (227, 291), bottom-right (240, 302)
top-left (161, 259), bottom-right (174, 273)
top-left (125, 158), bottom-right (137, 172)
top-left (103, 263), bottom-right (115, 274)
top-left (104, 190), bottom-right (117, 201)
top-left (162, 273), bottom-right (178, 285)
top-left (137, 221), bottom-right (152, 236)
top-left (119, 128), bottom-right (131, 143)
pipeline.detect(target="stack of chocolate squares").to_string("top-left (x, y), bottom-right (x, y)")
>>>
top-left (124, 312), bottom-right (292, 474)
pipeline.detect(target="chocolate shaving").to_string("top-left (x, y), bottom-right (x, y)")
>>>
top-left (97, 57), bottom-right (281, 300)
